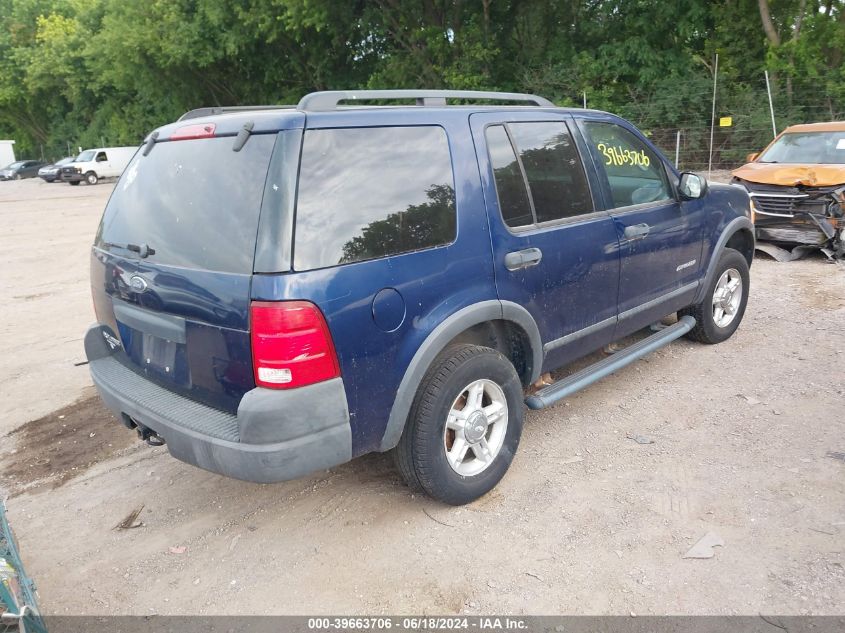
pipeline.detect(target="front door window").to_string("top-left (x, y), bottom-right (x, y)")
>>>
top-left (582, 121), bottom-right (671, 208)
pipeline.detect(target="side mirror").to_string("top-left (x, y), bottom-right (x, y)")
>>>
top-left (746, 152), bottom-right (759, 163)
top-left (678, 172), bottom-right (707, 200)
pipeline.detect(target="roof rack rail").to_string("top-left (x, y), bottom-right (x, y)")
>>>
top-left (297, 90), bottom-right (555, 112)
top-left (178, 105), bottom-right (295, 121)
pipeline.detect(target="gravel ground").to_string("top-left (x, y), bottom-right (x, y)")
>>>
top-left (0, 177), bottom-right (843, 616)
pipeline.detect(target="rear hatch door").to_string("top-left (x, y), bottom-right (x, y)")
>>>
top-left (91, 124), bottom-right (287, 413)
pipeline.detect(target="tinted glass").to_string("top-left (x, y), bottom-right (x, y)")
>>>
top-left (294, 126), bottom-right (456, 271)
top-left (96, 134), bottom-right (276, 274)
top-left (759, 131), bottom-right (845, 164)
top-left (583, 121), bottom-right (671, 208)
top-left (486, 125), bottom-right (534, 228)
top-left (77, 150), bottom-right (95, 162)
top-left (509, 122), bottom-right (593, 222)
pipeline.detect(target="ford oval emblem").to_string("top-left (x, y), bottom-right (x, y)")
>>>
top-left (129, 275), bottom-right (148, 293)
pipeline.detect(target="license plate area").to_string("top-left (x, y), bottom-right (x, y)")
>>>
top-left (142, 333), bottom-right (177, 377)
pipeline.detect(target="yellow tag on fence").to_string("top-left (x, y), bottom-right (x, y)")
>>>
top-left (719, 116), bottom-right (733, 127)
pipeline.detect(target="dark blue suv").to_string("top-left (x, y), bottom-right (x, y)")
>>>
top-left (85, 90), bottom-right (754, 505)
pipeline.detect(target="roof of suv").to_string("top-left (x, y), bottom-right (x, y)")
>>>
top-left (153, 90), bottom-right (610, 140)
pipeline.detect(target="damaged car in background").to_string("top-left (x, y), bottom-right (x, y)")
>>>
top-left (732, 121), bottom-right (845, 261)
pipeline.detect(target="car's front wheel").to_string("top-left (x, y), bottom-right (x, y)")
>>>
top-left (394, 344), bottom-right (524, 505)
top-left (85, 171), bottom-right (98, 185)
top-left (680, 247), bottom-right (750, 344)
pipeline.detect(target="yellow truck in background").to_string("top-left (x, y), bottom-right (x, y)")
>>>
top-left (732, 121), bottom-right (845, 260)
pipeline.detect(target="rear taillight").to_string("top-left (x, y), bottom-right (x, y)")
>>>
top-left (250, 301), bottom-right (340, 389)
top-left (170, 123), bottom-right (216, 141)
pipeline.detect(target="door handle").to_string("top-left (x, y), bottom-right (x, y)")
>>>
top-left (623, 223), bottom-right (650, 240)
top-left (504, 247), bottom-right (543, 271)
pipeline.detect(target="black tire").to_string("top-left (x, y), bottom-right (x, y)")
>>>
top-left (680, 247), bottom-right (750, 344)
top-left (69, 180), bottom-right (80, 186)
top-left (13, 173), bottom-right (21, 180)
top-left (393, 344), bottom-right (524, 505)
top-left (85, 171), bottom-right (98, 185)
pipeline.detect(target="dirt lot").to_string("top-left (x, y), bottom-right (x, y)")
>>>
top-left (1, 178), bottom-right (844, 616)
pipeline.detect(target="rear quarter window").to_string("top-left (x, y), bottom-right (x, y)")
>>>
top-left (294, 126), bottom-right (456, 271)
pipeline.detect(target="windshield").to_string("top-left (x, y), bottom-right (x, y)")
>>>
top-left (5, 161), bottom-right (24, 169)
top-left (76, 150), bottom-right (95, 162)
top-left (759, 131), bottom-right (845, 164)
top-left (96, 134), bottom-right (277, 274)
top-left (56, 157), bottom-right (74, 166)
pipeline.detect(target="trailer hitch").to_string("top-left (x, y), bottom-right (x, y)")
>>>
top-left (136, 423), bottom-right (165, 447)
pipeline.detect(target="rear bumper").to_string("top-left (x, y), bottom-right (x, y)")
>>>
top-left (85, 324), bottom-right (352, 483)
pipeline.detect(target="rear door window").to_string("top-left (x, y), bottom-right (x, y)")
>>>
top-left (582, 121), bottom-right (671, 208)
top-left (294, 126), bottom-right (456, 271)
top-left (95, 134), bottom-right (277, 274)
top-left (509, 122), bottom-right (593, 223)
top-left (485, 121), bottom-right (594, 228)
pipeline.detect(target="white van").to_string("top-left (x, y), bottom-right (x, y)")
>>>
top-left (60, 146), bottom-right (138, 185)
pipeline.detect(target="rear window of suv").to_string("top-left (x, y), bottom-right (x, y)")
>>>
top-left (294, 126), bottom-right (456, 271)
top-left (95, 134), bottom-right (276, 274)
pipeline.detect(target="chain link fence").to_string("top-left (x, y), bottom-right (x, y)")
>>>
top-left (24, 72), bottom-right (845, 171)
top-left (622, 76), bottom-right (845, 173)
top-left (34, 140), bottom-right (107, 165)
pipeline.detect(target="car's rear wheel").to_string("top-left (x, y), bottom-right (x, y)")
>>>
top-left (394, 344), bottom-right (524, 505)
top-left (680, 247), bottom-right (750, 344)
top-left (85, 171), bottom-right (98, 185)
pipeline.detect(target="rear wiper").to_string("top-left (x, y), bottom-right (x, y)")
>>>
top-left (142, 131), bottom-right (159, 157)
top-left (232, 121), bottom-right (254, 152)
top-left (104, 241), bottom-right (156, 258)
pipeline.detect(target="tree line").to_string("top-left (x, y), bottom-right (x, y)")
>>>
top-left (1, 0), bottom-right (842, 161)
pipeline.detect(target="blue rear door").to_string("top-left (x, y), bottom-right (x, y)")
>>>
top-left (92, 130), bottom-right (285, 414)
top-left (470, 111), bottom-right (621, 370)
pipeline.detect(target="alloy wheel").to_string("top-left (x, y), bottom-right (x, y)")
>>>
top-left (443, 379), bottom-right (509, 477)
top-left (712, 267), bottom-right (742, 328)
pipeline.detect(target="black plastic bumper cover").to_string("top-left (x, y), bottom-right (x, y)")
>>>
top-left (85, 324), bottom-right (352, 483)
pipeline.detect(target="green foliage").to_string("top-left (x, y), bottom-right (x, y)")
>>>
top-left (0, 0), bottom-right (842, 163)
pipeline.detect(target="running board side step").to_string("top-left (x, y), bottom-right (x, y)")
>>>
top-left (525, 316), bottom-right (696, 410)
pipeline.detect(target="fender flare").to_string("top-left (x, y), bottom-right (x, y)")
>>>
top-left (693, 216), bottom-right (755, 304)
top-left (378, 300), bottom-right (542, 451)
